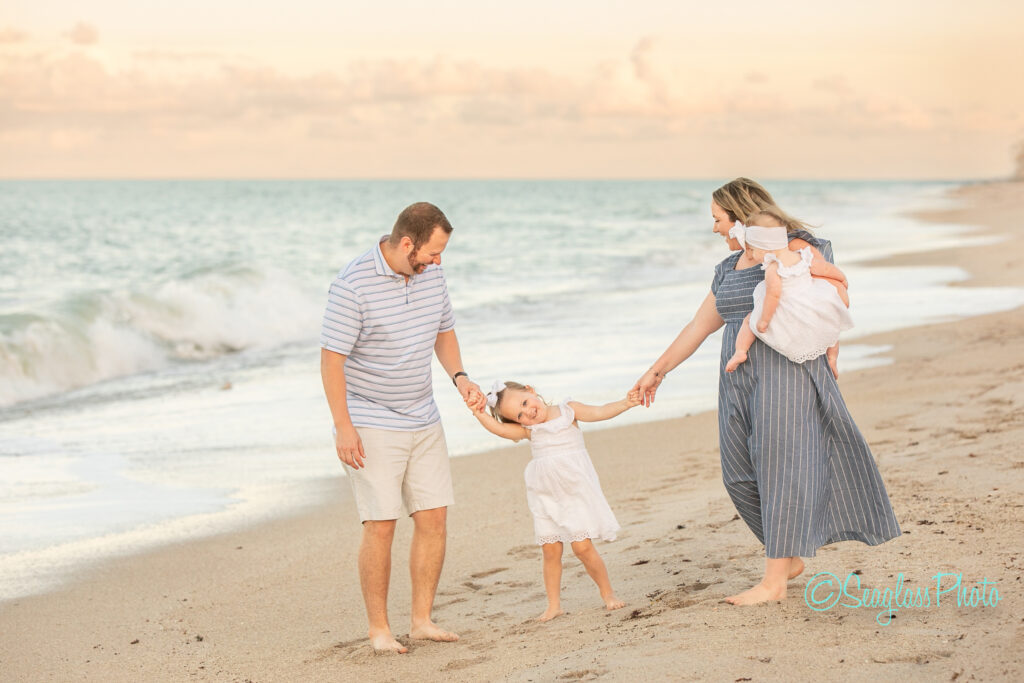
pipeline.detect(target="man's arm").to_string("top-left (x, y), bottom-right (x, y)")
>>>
top-left (434, 329), bottom-right (485, 411)
top-left (320, 348), bottom-right (366, 469)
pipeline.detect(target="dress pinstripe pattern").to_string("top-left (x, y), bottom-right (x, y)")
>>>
top-left (711, 231), bottom-right (901, 558)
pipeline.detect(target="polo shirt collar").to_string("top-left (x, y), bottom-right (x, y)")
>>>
top-left (373, 236), bottom-right (405, 280)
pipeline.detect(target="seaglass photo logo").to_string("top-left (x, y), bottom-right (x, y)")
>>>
top-left (804, 571), bottom-right (1001, 625)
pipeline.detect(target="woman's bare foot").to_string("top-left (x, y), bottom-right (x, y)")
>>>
top-left (603, 594), bottom-right (626, 611)
top-left (369, 629), bottom-right (408, 654)
top-left (409, 620), bottom-right (459, 642)
top-left (537, 606), bottom-right (564, 622)
top-left (724, 581), bottom-right (786, 605)
top-left (788, 557), bottom-right (805, 580)
top-left (725, 351), bottom-right (747, 373)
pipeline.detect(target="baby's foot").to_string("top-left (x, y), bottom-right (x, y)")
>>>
top-left (756, 321), bottom-right (769, 333)
top-left (537, 606), bottom-right (564, 622)
top-left (788, 557), bottom-right (805, 580)
top-left (410, 620), bottom-right (459, 642)
top-left (603, 594), bottom-right (626, 611)
top-left (724, 581), bottom-right (786, 605)
top-left (368, 629), bottom-right (408, 654)
top-left (725, 352), bottom-right (747, 373)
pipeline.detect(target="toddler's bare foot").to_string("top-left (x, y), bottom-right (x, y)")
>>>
top-left (788, 557), bottom-right (805, 580)
top-left (537, 606), bottom-right (564, 622)
top-left (725, 352), bottom-right (747, 373)
top-left (410, 620), bottom-right (459, 642)
top-left (724, 581), bottom-right (786, 605)
top-left (369, 629), bottom-right (408, 654)
top-left (603, 595), bottom-right (626, 611)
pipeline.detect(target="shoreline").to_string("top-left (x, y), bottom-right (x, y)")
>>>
top-left (1, 181), bottom-right (1022, 681)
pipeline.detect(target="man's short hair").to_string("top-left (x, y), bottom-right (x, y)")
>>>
top-left (391, 202), bottom-right (453, 249)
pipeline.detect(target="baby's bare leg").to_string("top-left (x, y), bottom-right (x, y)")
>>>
top-left (826, 343), bottom-right (840, 379)
top-left (570, 539), bottom-right (625, 610)
top-left (726, 314), bottom-right (756, 373)
top-left (538, 542), bottom-right (564, 621)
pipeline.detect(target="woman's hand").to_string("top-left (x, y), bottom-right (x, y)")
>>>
top-left (631, 369), bottom-right (664, 408)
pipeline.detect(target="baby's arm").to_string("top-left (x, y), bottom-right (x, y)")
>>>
top-left (472, 408), bottom-right (529, 442)
top-left (810, 257), bottom-right (849, 289)
top-left (569, 390), bottom-right (642, 423)
top-left (758, 262), bottom-right (782, 333)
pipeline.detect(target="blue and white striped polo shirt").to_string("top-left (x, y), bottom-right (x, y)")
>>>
top-left (320, 238), bottom-right (455, 430)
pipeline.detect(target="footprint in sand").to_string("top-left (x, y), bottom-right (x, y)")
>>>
top-left (558, 669), bottom-right (606, 680)
top-left (507, 545), bottom-right (539, 559)
top-left (471, 567), bottom-right (509, 579)
top-left (434, 597), bottom-right (468, 610)
top-left (441, 655), bottom-right (490, 671)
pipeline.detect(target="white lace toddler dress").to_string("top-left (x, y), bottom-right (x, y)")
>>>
top-left (750, 247), bottom-right (854, 363)
top-left (523, 400), bottom-right (620, 545)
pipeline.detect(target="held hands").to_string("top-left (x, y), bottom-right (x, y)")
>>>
top-left (456, 376), bottom-right (486, 413)
top-left (631, 368), bottom-right (664, 407)
top-left (625, 388), bottom-right (643, 409)
top-left (335, 423), bottom-right (366, 469)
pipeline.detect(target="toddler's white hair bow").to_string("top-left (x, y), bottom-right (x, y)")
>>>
top-left (485, 380), bottom-right (507, 409)
top-left (728, 221), bottom-right (746, 249)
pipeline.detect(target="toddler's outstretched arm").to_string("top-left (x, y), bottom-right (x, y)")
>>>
top-left (472, 408), bottom-right (529, 442)
top-left (569, 390), bottom-right (642, 423)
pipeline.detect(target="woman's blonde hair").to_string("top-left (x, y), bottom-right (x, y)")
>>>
top-left (712, 177), bottom-right (813, 234)
top-left (490, 381), bottom-right (530, 423)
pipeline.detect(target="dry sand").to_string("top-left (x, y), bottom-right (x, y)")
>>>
top-left (1, 182), bottom-right (1022, 682)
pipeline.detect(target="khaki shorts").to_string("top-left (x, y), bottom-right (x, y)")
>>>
top-left (343, 422), bottom-right (454, 523)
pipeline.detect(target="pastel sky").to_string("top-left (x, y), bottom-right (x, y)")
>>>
top-left (2, 1), bottom-right (1022, 179)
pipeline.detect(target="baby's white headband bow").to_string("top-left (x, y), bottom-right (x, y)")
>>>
top-left (485, 380), bottom-right (507, 409)
top-left (728, 222), bottom-right (746, 249)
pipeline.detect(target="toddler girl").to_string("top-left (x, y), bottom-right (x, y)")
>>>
top-left (470, 381), bottom-right (639, 621)
top-left (726, 208), bottom-right (853, 374)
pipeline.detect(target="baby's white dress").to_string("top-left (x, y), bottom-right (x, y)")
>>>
top-left (750, 248), bottom-right (854, 363)
top-left (523, 400), bottom-right (620, 545)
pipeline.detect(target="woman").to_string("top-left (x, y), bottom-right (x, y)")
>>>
top-left (632, 178), bottom-right (900, 605)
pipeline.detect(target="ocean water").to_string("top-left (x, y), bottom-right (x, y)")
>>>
top-left (1, 179), bottom-right (1021, 600)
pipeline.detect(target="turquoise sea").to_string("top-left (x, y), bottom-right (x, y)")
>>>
top-left (1, 179), bottom-right (1021, 600)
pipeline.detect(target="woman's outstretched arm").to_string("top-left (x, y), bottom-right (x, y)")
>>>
top-left (631, 291), bottom-right (725, 406)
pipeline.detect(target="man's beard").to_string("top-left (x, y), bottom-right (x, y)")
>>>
top-left (407, 251), bottom-right (428, 274)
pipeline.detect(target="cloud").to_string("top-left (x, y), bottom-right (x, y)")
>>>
top-left (65, 22), bottom-right (98, 46)
top-left (0, 26), bottom-right (28, 44)
top-left (0, 40), bottom-right (1014, 178)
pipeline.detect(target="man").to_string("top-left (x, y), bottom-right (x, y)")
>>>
top-left (320, 202), bottom-right (484, 653)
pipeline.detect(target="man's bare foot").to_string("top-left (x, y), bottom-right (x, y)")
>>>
top-left (409, 620), bottom-right (459, 642)
top-left (725, 352), bottom-right (747, 373)
top-left (788, 557), bottom-right (805, 580)
top-left (537, 606), bottom-right (564, 622)
top-left (369, 630), bottom-right (408, 654)
top-left (724, 582), bottom-right (786, 605)
top-left (603, 595), bottom-right (626, 611)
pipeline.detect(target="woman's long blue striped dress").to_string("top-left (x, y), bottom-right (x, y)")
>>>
top-left (711, 231), bottom-right (901, 558)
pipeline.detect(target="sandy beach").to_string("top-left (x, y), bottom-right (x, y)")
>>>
top-left (1, 182), bottom-right (1021, 682)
